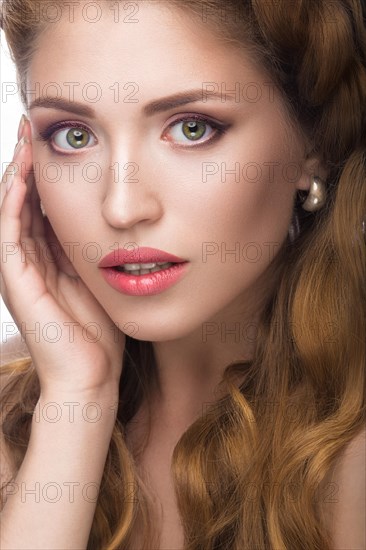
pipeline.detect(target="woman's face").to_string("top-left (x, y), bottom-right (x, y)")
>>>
top-left (27, 1), bottom-right (311, 342)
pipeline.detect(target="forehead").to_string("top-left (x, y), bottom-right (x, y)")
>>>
top-left (27, 1), bottom-right (267, 102)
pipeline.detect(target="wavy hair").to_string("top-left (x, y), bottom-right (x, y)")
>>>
top-left (1, 0), bottom-right (365, 548)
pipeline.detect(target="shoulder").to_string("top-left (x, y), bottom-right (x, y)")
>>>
top-left (319, 425), bottom-right (366, 549)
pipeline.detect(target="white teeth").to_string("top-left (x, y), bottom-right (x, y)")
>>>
top-left (123, 263), bottom-right (143, 271)
top-left (115, 262), bottom-right (174, 275)
top-left (122, 262), bottom-right (172, 271)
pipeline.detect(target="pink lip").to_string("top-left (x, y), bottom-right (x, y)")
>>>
top-left (98, 246), bottom-right (189, 296)
top-left (100, 263), bottom-right (189, 296)
top-left (98, 246), bottom-right (187, 268)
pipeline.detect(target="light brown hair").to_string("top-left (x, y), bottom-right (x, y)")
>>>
top-left (1, 0), bottom-right (365, 547)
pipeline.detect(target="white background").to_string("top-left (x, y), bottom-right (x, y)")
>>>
top-left (1, 30), bottom-right (25, 342)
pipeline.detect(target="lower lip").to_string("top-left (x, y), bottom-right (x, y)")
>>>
top-left (100, 263), bottom-right (189, 296)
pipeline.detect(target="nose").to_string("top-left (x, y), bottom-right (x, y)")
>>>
top-left (101, 160), bottom-right (162, 229)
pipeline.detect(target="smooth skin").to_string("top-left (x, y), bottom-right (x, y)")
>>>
top-left (0, 122), bottom-right (125, 394)
top-left (0, 119), bottom-right (123, 548)
top-left (1, 2), bottom-right (363, 549)
top-left (21, 2), bottom-right (321, 422)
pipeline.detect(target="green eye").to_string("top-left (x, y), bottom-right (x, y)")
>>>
top-left (65, 128), bottom-right (90, 148)
top-left (164, 116), bottom-right (227, 148)
top-left (182, 121), bottom-right (207, 141)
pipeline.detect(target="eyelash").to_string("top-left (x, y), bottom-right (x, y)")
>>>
top-left (163, 114), bottom-right (229, 149)
top-left (36, 115), bottom-right (229, 154)
top-left (37, 121), bottom-right (95, 154)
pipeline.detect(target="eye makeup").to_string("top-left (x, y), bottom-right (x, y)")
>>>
top-left (35, 120), bottom-right (97, 154)
top-left (34, 112), bottom-right (231, 155)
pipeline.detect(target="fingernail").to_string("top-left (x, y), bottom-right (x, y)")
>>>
top-left (17, 114), bottom-right (27, 141)
top-left (14, 136), bottom-right (30, 156)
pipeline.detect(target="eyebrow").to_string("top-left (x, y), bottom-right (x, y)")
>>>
top-left (28, 89), bottom-right (236, 117)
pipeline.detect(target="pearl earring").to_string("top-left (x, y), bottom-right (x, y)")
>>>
top-left (301, 176), bottom-right (327, 212)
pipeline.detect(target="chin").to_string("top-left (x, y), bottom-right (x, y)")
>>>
top-left (111, 315), bottom-right (198, 343)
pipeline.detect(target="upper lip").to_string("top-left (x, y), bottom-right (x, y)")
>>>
top-left (98, 247), bottom-right (187, 268)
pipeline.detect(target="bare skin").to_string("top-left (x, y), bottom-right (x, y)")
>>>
top-left (0, 2), bottom-right (341, 548)
top-left (24, 2), bottom-right (322, 418)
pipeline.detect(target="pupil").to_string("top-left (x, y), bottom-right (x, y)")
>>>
top-left (183, 121), bottom-right (205, 141)
top-left (66, 128), bottom-right (90, 148)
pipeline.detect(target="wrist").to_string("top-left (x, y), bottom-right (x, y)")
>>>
top-left (34, 389), bottom-right (120, 426)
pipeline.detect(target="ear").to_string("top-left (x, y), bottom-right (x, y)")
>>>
top-left (296, 152), bottom-right (329, 191)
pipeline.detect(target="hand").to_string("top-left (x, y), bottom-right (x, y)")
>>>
top-left (0, 116), bottom-right (126, 396)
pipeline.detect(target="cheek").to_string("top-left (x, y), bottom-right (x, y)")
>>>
top-left (204, 190), bottom-right (293, 266)
top-left (32, 149), bottom-right (99, 225)
top-left (234, 168), bottom-right (295, 225)
top-left (214, 138), bottom-right (298, 243)
top-left (169, 120), bottom-right (298, 217)
top-left (175, 156), bottom-right (296, 248)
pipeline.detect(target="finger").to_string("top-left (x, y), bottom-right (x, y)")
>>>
top-left (0, 158), bottom-right (28, 275)
top-left (21, 115), bottom-right (32, 142)
top-left (0, 159), bottom-right (20, 210)
top-left (0, 137), bottom-right (35, 242)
